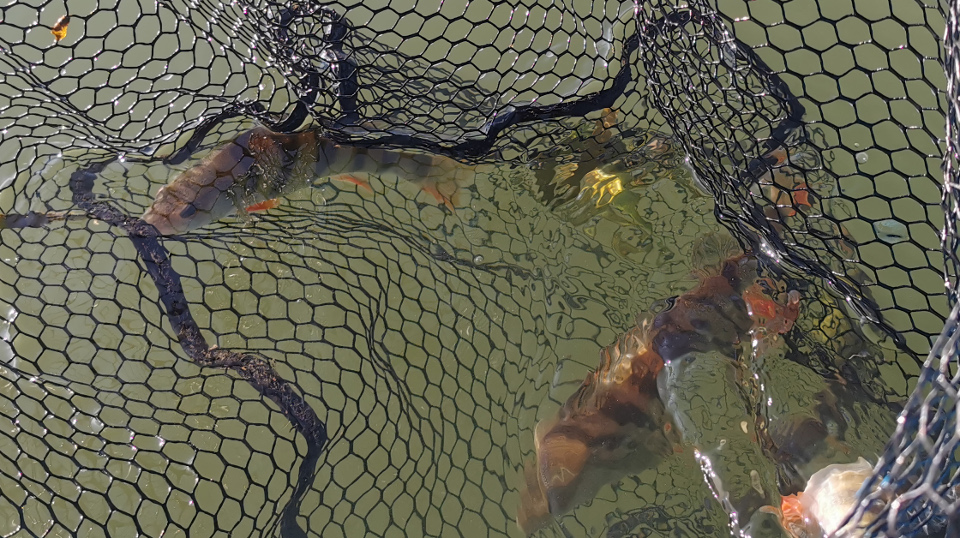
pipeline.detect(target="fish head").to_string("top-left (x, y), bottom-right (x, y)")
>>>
top-left (517, 322), bottom-right (678, 535)
top-left (143, 134), bottom-right (257, 235)
top-left (517, 393), bottom-right (677, 535)
top-left (142, 165), bottom-right (246, 234)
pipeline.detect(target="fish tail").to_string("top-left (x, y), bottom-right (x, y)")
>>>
top-left (516, 455), bottom-right (553, 535)
top-left (690, 233), bottom-right (744, 279)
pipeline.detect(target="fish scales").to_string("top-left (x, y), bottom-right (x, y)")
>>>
top-left (143, 126), bottom-right (473, 234)
top-left (518, 238), bottom-right (797, 536)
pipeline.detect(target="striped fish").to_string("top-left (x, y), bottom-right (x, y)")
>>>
top-left (143, 127), bottom-right (474, 235)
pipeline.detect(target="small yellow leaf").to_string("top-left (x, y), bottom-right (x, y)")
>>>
top-left (51, 15), bottom-right (70, 42)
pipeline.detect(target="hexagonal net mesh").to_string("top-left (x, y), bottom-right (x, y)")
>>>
top-left (842, 0), bottom-right (960, 536)
top-left (0, 0), bottom-right (954, 536)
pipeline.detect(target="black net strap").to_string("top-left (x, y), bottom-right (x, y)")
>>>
top-left (66, 157), bottom-right (327, 537)
top-left (636, 2), bottom-right (904, 349)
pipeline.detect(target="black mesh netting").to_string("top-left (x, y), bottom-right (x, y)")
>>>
top-left (0, 0), bottom-right (957, 536)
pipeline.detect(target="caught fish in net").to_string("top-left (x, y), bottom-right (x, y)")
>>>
top-left (0, 0), bottom-right (955, 537)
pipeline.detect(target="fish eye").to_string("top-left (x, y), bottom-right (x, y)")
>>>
top-left (179, 205), bottom-right (198, 218)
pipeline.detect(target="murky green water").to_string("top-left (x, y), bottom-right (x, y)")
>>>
top-left (0, 0), bottom-right (949, 536)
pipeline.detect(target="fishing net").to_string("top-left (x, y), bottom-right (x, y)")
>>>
top-left (843, 0), bottom-right (960, 536)
top-left (0, 0), bottom-right (954, 536)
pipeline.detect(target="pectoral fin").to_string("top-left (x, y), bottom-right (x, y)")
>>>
top-left (331, 174), bottom-right (374, 193)
top-left (793, 183), bottom-right (811, 209)
top-left (245, 198), bottom-right (281, 212)
top-left (420, 183), bottom-right (456, 212)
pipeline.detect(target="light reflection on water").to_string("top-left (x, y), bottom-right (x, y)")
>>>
top-left (0, 117), bottom-right (931, 538)
top-left (0, 0), bottom-right (949, 536)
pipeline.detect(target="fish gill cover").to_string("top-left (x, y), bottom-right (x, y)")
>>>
top-left (0, 0), bottom-right (953, 537)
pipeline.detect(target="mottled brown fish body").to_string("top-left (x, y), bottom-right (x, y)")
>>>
top-left (319, 141), bottom-right (472, 184)
top-left (143, 126), bottom-right (473, 234)
top-left (649, 256), bottom-right (756, 361)
top-left (526, 323), bottom-right (674, 522)
top-left (518, 246), bottom-right (761, 535)
top-left (143, 128), bottom-right (320, 235)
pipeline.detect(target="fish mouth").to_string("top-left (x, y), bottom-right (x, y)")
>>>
top-left (517, 411), bottom-right (675, 535)
top-left (141, 207), bottom-right (181, 235)
top-left (142, 180), bottom-right (234, 235)
top-left (516, 428), bottom-right (592, 536)
top-left (142, 200), bottom-right (217, 235)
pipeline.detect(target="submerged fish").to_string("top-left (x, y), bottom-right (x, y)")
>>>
top-left (142, 126), bottom-right (475, 234)
top-left (752, 147), bottom-right (819, 220)
top-left (517, 234), bottom-right (803, 535)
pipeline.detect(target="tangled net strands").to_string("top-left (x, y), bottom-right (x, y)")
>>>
top-left (0, 0), bottom-right (957, 536)
top-left (841, 1), bottom-right (960, 536)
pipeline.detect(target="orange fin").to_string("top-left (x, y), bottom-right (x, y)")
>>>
top-left (591, 108), bottom-right (618, 142)
top-left (775, 183), bottom-right (812, 218)
top-left (245, 198), bottom-right (280, 212)
top-left (793, 183), bottom-right (811, 208)
top-left (778, 207), bottom-right (798, 218)
top-left (779, 493), bottom-right (805, 532)
top-left (420, 184), bottom-right (456, 212)
top-left (448, 185), bottom-right (465, 209)
top-left (331, 174), bottom-right (374, 193)
top-left (51, 15), bottom-right (70, 42)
